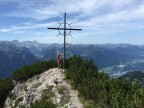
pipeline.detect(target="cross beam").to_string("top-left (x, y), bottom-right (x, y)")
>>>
top-left (48, 13), bottom-right (81, 71)
top-left (48, 28), bottom-right (82, 30)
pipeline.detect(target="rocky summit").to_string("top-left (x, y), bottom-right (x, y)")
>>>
top-left (4, 68), bottom-right (83, 108)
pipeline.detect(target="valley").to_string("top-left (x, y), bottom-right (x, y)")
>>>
top-left (0, 40), bottom-right (144, 78)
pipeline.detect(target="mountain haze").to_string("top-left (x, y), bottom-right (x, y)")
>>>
top-left (1, 40), bottom-right (144, 78)
top-left (0, 41), bottom-right (37, 78)
top-left (12, 41), bottom-right (144, 76)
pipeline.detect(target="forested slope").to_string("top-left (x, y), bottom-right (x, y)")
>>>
top-left (0, 56), bottom-right (144, 108)
top-left (66, 56), bottom-right (144, 108)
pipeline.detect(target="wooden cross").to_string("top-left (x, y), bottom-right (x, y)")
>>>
top-left (48, 12), bottom-right (82, 70)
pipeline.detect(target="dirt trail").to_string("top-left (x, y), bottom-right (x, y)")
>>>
top-left (45, 68), bottom-right (84, 108)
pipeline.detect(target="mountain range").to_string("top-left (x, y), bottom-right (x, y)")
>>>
top-left (0, 41), bottom-right (37, 78)
top-left (0, 40), bottom-right (144, 78)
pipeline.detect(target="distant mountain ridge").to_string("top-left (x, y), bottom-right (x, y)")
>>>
top-left (11, 41), bottom-right (140, 65)
top-left (0, 41), bottom-right (37, 78)
top-left (1, 40), bottom-right (144, 78)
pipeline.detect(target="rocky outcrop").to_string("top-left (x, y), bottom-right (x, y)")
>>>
top-left (4, 68), bottom-right (83, 108)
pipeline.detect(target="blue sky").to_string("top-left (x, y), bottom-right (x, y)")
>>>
top-left (0, 0), bottom-right (144, 44)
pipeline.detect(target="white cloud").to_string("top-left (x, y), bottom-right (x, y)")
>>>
top-left (1, 0), bottom-right (144, 22)
top-left (1, 0), bottom-right (144, 44)
top-left (0, 22), bottom-right (56, 33)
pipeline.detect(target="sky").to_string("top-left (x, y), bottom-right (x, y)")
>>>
top-left (0, 0), bottom-right (144, 45)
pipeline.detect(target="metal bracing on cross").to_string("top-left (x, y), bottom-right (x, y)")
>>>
top-left (48, 12), bottom-right (82, 71)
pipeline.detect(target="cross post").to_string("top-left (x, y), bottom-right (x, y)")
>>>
top-left (48, 13), bottom-right (82, 71)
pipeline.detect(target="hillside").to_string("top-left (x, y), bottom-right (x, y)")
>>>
top-left (4, 68), bottom-right (83, 108)
top-left (0, 41), bottom-right (37, 78)
top-left (120, 71), bottom-right (144, 84)
top-left (12, 40), bottom-right (144, 69)
top-left (1, 40), bottom-right (144, 78)
top-left (1, 56), bottom-right (144, 108)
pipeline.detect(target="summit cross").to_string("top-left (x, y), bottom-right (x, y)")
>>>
top-left (48, 12), bottom-right (82, 71)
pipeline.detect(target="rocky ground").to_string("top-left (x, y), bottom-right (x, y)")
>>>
top-left (4, 68), bottom-right (83, 108)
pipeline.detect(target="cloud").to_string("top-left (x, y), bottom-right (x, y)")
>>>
top-left (73, 1), bottom-right (144, 31)
top-left (1, 0), bottom-right (144, 44)
top-left (0, 22), bottom-right (56, 33)
top-left (1, 0), bottom-right (144, 23)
